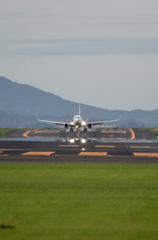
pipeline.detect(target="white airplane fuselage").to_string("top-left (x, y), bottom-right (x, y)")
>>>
top-left (73, 115), bottom-right (83, 128)
top-left (37, 104), bottom-right (119, 132)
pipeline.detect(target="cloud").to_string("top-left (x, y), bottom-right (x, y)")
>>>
top-left (0, 11), bottom-right (53, 20)
top-left (0, 37), bottom-right (158, 56)
top-left (86, 21), bottom-right (158, 26)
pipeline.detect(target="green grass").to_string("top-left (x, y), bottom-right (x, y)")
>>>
top-left (0, 163), bottom-right (158, 240)
top-left (0, 128), bottom-right (18, 138)
top-left (147, 128), bottom-right (158, 139)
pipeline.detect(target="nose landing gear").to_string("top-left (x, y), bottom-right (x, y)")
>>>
top-left (84, 128), bottom-right (87, 132)
top-left (70, 128), bottom-right (73, 132)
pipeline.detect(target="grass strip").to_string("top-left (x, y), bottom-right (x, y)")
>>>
top-left (147, 128), bottom-right (158, 139)
top-left (0, 128), bottom-right (18, 138)
top-left (0, 162), bottom-right (158, 240)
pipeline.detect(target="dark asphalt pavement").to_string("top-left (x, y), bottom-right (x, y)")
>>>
top-left (0, 128), bottom-right (156, 163)
top-left (7, 128), bottom-right (154, 140)
top-left (0, 136), bottom-right (158, 163)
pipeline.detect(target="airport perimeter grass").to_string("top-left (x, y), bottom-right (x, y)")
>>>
top-left (147, 128), bottom-right (158, 139)
top-left (0, 163), bottom-right (158, 240)
top-left (0, 128), bottom-right (18, 138)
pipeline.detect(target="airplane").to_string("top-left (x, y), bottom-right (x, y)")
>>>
top-left (37, 104), bottom-right (120, 132)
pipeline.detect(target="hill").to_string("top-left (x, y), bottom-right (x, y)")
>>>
top-left (0, 76), bottom-right (158, 128)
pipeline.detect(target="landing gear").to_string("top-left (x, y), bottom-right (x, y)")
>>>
top-left (70, 128), bottom-right (73, 132)
top-left (84, 128), bottom-right (87, 132)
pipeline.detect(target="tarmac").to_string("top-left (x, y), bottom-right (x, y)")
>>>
top-left (7, 127), bottom-right (153, 140)
top-left (0, 128), bottom-right (158, 163)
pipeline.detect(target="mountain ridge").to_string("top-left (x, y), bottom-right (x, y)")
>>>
top-left (0, 76), bottom-right (158, 128)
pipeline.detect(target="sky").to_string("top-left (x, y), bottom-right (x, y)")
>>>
top-left (0, 0), bottom-right (158, 111)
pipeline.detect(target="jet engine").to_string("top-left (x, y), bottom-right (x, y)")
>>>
top-left (64, 123), bottom-right (69, 129)
top-left (87, 123), bottom-right (92, 129)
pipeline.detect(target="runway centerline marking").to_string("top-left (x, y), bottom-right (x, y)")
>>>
top-left (79, 152), bottom-right (107, 156)
top-left (130, 128), bottom-right (135, 140)
top-left (101, 131), bottom-right (126, 133)
top-left (101, 138), bottom-right (126, 140)
top-left (34, 131), bottom-right (59, 134)
top-left (130, 146), bottom-right (150, 148)
top-left (22, 151), bottom-right (55, 156)
top-left (0, 149), bottom-right (31, 151)
top-left (133, 152), bottom-right (158, 157)
top-left (59, 145), bottom-right (79, 147)
top-left (33, 136), bottom-right (59, 138)
top-left (77, 131), bottom-right (81, 138)
top-left (95, 145), bottom-right (115, 148)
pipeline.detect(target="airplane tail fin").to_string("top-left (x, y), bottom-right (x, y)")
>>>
top-left (79, 104), bottom-right (81, 116)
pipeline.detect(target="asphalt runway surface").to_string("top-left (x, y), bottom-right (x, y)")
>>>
top-left (1, 128), bottom-right (158, 163)
top-left (7, 127), bottom-right (153, 140)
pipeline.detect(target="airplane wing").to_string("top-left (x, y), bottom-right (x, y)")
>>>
top-left (88, 119), bottom-right (120, 126)
top-left (37, 116), bottom-right (67, 126)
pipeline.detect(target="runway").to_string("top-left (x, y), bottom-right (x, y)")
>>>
top-left (0, 128), bottom-right (158, 163)
top-left (7, 127), bottom-right (153, 140)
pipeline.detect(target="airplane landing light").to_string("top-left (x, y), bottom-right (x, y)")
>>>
top-left (70, 138), bottom-right (75, 143)
top-left (82, 121), bottom-right (86, 126)
top-left (81, 138), bottom-right (86, 144)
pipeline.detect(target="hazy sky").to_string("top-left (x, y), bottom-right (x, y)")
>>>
top-left (0, 0), bottom-right (158, 110)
